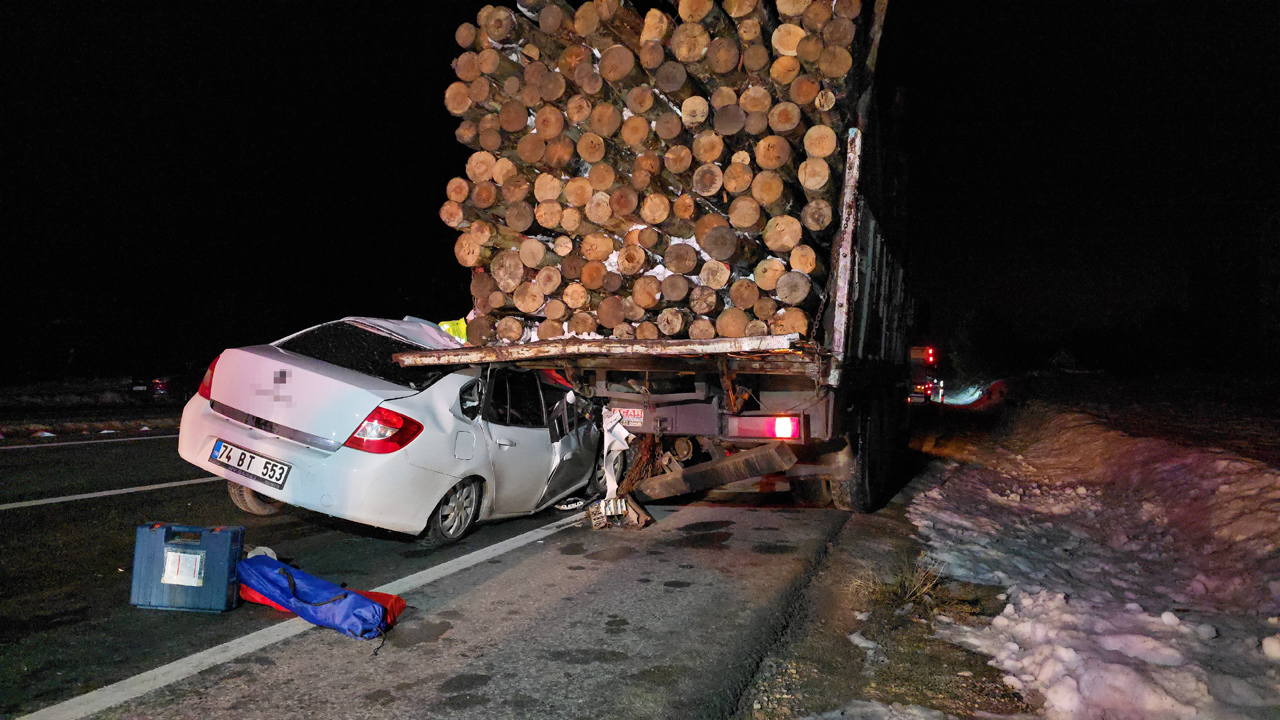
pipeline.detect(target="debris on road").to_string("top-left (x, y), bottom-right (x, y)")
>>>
top-left (130, 524), bottom-right (244, 613)
top-left (237, 555), bottom-right (404, 639)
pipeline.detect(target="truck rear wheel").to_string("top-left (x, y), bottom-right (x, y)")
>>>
top-left (830, 392), bottom-right (890, 513)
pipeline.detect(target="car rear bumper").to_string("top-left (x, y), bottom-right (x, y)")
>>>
top-left (177, 396), bottom-right (454, 535)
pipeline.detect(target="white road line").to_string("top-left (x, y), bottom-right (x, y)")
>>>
top-left (0, 434), bottom-right (178, 450)
top-left (0, 477), bottom-right (222, 511)
top-left (20, 512), bottom-right (586, 720)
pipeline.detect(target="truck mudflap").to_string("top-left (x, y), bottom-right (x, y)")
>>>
top-left (630, 442), bottom-right (798, 502)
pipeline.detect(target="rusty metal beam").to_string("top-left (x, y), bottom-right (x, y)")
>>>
top-left (826, 128), bottom-right (863, 387)
top-left (631, 441), bottom-right (798, 502)
top-left (394, 334), bottom-right (804, 367)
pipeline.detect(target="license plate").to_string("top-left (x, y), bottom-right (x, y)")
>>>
top-left (210, 439), bottom-right (291, 488)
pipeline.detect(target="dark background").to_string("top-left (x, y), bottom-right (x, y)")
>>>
top-left (4, 0), bottom-right (1277, 385)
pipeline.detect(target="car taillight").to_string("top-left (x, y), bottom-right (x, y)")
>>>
top-left (726, 415), bottom-right (802, 440)
top-left (344, 406), bottom-right (423, 454)
top-left (197, 355), bottom-right (220, 400)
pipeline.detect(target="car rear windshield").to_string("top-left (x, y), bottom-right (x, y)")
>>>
top-left (277, 321), bottom-right (448, 391)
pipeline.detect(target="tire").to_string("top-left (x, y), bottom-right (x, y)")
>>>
top-left (829, 441), bottom-right (872, 513)
top-left (830, 392), bottom-right (889, 513)
top-left (417, 478), bottom-right (482, 549)
top-left (227, 481), bottom-right (282, 516)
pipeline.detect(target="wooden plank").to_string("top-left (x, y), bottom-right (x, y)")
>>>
top-left (632, 441), bottom-right (798, 501)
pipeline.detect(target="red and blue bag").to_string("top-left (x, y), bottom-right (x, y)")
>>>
top-left (237, 555), bottom-right (404, 639)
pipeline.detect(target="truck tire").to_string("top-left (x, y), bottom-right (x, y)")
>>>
top-left (830, 392), bottom-right (890, 513)
top-left (227, 481), bottom-right (282, 516)
top-left (829, 441), bottom-right (872, 512)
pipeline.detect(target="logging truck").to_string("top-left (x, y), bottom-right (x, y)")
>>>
top-left (402, 0), bottom-right (912, 511)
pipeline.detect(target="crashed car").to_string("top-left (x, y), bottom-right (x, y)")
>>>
top-left (177, 317), bottom-right (602, 547)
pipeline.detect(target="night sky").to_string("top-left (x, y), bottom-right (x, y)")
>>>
top-left (4, 0), bottom-right (1277, 384)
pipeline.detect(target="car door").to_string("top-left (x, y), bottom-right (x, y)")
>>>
top-left (482, 369), bottom-right (555, 514)
top-left (536, 385), bottom-right (601, 509)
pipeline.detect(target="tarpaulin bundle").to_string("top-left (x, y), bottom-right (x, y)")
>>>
top-left (237, 555), bottom-right (405, 639)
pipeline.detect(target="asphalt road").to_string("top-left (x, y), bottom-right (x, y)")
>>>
top-left (0, 436), bottom-right (585, 718)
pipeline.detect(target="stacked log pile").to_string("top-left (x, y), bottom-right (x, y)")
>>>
top-left (442, 0), bottom-right (874, 346)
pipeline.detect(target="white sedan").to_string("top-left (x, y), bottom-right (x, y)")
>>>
top-left (178, 317), bottom-right (601, 547)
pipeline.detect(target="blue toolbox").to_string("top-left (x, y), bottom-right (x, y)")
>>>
top-left (130, 524), bottom-right (244, 613)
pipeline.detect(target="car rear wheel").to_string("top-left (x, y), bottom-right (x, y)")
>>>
top-left (418, 478), bottom-right (481, 549)
top-left (227, 481), bottom-right (282, 516)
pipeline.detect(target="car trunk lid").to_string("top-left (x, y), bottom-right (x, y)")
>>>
top-left (210, 345), bottom-right (418, 452)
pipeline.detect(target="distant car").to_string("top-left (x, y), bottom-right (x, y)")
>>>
top-left (177, 317), bottom-right (602, 547)
top-left (127, 376), bottom-right (171, 403)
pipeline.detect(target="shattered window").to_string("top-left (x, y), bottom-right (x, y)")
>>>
top-left (277, 321), bottom-right (446, 391)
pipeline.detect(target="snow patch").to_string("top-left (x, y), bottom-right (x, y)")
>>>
top-left (909, 408), bottom-right (1280, 719)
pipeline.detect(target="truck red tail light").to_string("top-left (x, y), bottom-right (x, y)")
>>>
top-left (726, 415), bottom-right (802, 440)
top-left (197, 355), bottom-right (221, 400)
top-left (773, 416), bottom-right (799, 439)
top-left (344, 406), bottom-right (423, 454)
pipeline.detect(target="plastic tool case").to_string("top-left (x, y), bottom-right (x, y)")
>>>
top-left (130, 523), bottom-right (244, 612)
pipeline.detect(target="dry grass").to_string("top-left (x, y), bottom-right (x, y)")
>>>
top-left (848, 553), bottom-right (976, 620)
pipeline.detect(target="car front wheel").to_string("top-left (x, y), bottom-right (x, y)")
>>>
top-left (418, 477), bottom-right (481, 549)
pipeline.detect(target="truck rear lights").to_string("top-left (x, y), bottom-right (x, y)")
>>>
top-left (773, 416), bottom-right (799, 439)
top-left (344, 406), bottom-right (423, 453)
top-left (197, 355), bottom-right (221, 400)
top-left (726, 415), bottom-right (802, 440)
